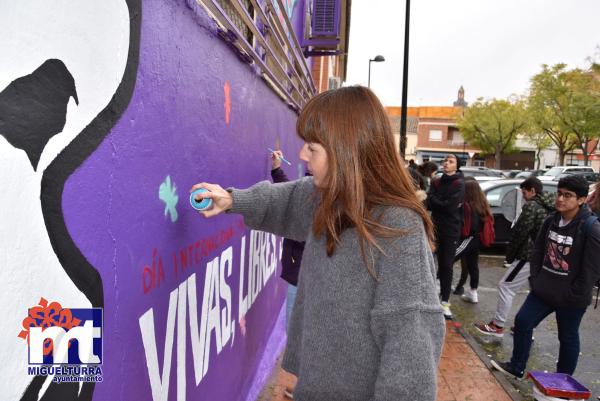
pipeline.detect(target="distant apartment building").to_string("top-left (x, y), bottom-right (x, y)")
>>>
top-left (387, 88), bottom-right (543, 169)
top-left (414, 106), bottom-right (483, 166)
top-left (386, 88), bottom-right (483, 165)
top-left (386, 108), bottom-right (419, 161)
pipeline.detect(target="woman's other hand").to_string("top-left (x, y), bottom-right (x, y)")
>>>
top-left (271, 150), bottom-right (283, 170)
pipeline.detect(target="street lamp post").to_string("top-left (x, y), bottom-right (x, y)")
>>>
top-left (368, 55), bottom-right (385, 88)
top-left (399, 0), bottom-right (411, 158)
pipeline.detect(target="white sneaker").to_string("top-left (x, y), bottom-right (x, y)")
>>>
top-left (461, 288), bottom-right (478, 304)
top-left (441, 302), bottom-right (453, 320)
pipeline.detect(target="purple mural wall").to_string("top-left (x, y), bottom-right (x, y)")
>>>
top-left (1, 0), bottom-right (308, 400)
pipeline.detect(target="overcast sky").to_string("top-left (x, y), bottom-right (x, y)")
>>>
top-left (345, 0), bottom-right (600, 107)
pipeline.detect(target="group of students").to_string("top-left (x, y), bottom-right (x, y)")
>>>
top-left (190, 86), bottom-right (600, 400)
top-left (412, 156), bottom-right (600, 380)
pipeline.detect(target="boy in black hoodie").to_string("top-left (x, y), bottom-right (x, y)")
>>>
top-left (427, 154), bottom-right (465, 319)
top-left (491, 175), bottom-right (600, 379)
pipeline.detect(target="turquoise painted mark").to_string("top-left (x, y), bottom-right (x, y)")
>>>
top-left (275, 0), bottom-right (298, 20)
top-left (285, 0), bottom-right (298, 18)
top-left (159, 175), bottom-right (179, 223)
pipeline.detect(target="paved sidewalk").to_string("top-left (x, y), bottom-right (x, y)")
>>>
top-left (437, 321), bottom-right (514, 401)
top-left (259, 321), bottom-right (515, 401)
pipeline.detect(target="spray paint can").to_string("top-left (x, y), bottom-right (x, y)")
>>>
top-left (190, 188), bottom-right (213, 211)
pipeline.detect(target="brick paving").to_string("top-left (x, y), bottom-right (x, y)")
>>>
top-left (260, 321), bottom-right (514, 401)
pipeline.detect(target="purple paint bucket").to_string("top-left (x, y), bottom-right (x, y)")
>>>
top-left (528, 371), bottom-right (591, 400)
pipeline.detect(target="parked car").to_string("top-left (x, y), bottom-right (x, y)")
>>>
top-left (491, 169), bottom-right (511, 177)
top-left (503, 170), bottom-right (521, 178)
top-left (538, 166), bottom-right (594, 181)
top-left (514, 169), bottom-right (547, 179)
top-left (435, 167), bottom-right (505, 182)
top-left (556, 171), bottom-right (600, 184)
top-left (478, 179), bottom-right (558, 245)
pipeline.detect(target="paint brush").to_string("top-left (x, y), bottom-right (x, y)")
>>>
top-left (267, 148), bottom-right (292, 165)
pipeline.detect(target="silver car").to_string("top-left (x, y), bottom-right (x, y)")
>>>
top-left (478, 179), bottom-right (558, 245)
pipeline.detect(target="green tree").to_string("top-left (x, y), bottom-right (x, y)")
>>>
top-left (527, 88), bottom-right (576, 166)
top-left (522, 127), bottom-right (553, 169)
top-left (529, 64), bottom-right (600, 165)
top-left (457, 98), bottom-right (527, 169)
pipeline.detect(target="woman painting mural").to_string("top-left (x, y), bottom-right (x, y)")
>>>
top-left (191, 86), bottom-right (445, 400)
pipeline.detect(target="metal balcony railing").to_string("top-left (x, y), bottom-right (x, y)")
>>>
top-left (195, 0), bottom-right (317, 111)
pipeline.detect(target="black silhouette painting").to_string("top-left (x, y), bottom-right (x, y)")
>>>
top-left (0, 1), bottom-right (141, 401)
top-left (0, 59), bottom-right (78, 171)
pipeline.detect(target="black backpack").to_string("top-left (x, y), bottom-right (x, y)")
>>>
top-left (582, 214), bottom-right (600, 309)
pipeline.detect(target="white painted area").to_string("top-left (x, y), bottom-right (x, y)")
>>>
top-left (0, 1), bottom-right (129, 399)
top-left (139, 239), bottom-right (276, 401)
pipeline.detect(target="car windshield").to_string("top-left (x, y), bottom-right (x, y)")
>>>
top-left (544, 167), bottom-right (564, 177)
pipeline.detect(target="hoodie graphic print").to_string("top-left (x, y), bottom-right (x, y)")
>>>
top-left (544, 229), bottom-right (573, 275)
top-left (531, 206), bottom-right (600, 308)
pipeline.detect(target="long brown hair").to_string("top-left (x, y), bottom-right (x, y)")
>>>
top-left (296, 86), bottom-right (435, 276)
top-left (464, 180), bottom-right (492, 219)
top-left (587, 190), bottom-right (600, 214)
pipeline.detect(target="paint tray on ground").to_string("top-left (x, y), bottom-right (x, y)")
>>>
top-left (528, 371), bottom-right (591, 399)
top-left (533, 386), bottom-right (575, 401)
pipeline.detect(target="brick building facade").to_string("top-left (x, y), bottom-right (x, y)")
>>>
top-left (386, 88), bottom-right (538, 169)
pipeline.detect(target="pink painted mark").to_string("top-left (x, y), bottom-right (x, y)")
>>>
top-left (239, 316), bottom-right (247, 337)
top-left (224, 81), bottom-right (231, 126)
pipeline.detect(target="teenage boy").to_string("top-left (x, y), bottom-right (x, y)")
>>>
top-left (491, 175), bottom-right (600, 378)
top-left (475, 177), bottom-right (554, 336)
top-left (427, 154), bottom-right (465, 319)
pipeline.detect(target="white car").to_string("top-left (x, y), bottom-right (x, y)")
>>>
top-left (478, 179), bottom-right (558, 245)
top-left (434, 167), bottom-right (506, 182)
top-left (538, 166), bottom-right (594, 181)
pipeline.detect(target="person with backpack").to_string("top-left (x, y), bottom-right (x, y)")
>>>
top-left (453, 179), bottom-right (494, 303)
top-left (475, 177), bottom-right (554, 337)
top-left (491, 175), bottom-right (600, 379)
top-left (427, 154), bottom-right (465, 319)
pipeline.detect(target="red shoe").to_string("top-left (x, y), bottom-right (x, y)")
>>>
top-left (474, 321), bottom-right (504, 337)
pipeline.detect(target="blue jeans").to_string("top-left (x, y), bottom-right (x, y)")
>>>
top-left (510, 293), bottom-right (587, 375)
top-left (286, 284), bottom-right (298, 334)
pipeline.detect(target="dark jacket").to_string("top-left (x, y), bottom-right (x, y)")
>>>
top-left (408, 168), bottom-right (426, 191)
top-left (427, 172), bottom-right (465, 239)
top-left (505, 192), bottom-right (555, 263)
top-left (271, 167), bottom-right (305, 286)
top-left (529, 205), bottom-right (600, 308)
